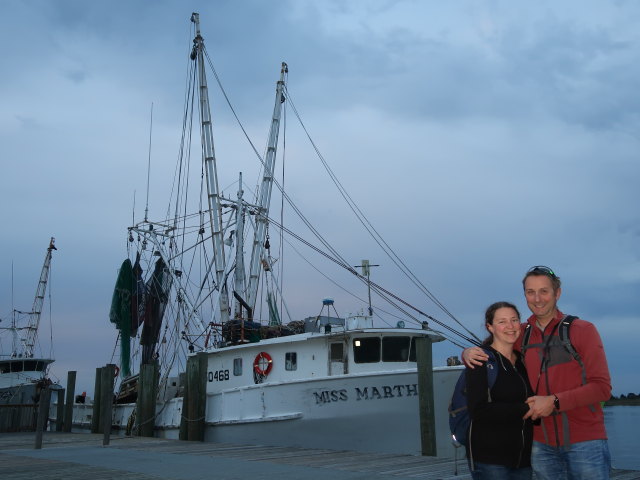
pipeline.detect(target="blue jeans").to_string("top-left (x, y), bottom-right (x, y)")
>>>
top-left (531, 440), bottom-right (611, 480)
top-left (470, 461), bottom-right (532, 480)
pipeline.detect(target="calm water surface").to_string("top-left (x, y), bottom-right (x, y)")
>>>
top-left (605, 405), bottom-right (640, 471)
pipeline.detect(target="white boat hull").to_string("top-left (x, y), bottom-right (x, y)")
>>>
top-left (204, 367), bottom-right (460, 457)
top-left (73, 366), bottom-right (460, 457)
top-left (69, 328), bottom-right (463, 458)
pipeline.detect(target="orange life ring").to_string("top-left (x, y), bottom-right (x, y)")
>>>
top-left (253, 352), bottom-right (273, 376)
top-left (114, 365), bottom-right (120, 377)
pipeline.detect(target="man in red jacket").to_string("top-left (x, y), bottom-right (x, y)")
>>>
top-left (464, 266), bottom-right (612, 479)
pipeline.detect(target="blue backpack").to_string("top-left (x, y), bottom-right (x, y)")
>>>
top-left (448, 348), bottom-right (498, 446)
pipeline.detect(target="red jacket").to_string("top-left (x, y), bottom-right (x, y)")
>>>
top-left (517, 310), bottom-right (611, 445)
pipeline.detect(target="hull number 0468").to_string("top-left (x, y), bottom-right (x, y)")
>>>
top-left (208, 369), bottom-right (229, 382)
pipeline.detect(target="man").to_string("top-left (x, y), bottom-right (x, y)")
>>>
top-left (464, 266), bottom-right (612, 479)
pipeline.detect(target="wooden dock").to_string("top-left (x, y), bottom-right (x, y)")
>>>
top-left (0, 432), bottom-right (638, 480)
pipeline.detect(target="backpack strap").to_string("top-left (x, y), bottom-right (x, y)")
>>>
top-left (521, 323), bottom-right (533, 353)
top-left (482, 348), bottom-right (498, 401)
top-left (559, 315), bottom-right (596, 418)
top-left (558, 315), bottom-right (586, 384)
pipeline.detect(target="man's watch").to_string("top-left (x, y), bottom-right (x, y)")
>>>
top-left (553, 395), bottom-right (560, 411)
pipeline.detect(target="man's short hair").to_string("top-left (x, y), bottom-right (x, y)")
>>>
top-left (522, 265), bottom-right (562, 292)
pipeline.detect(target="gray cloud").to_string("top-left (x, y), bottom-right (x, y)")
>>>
top-left (1, 0), bottom-right (638, 398)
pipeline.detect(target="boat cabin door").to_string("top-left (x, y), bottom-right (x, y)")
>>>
top-left (329, 341), bottom-right (348, 375)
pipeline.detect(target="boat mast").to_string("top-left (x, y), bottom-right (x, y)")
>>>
top-left (21, 237), bottom-right (56, 358)
top-left (233, 173), bottom-right (246, 319)
top-left (190, 12), bottom-right (230, 325)
top-left (246, 62), bottom-right (288, 312)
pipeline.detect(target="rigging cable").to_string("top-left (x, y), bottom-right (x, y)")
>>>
top-left (198, 45), bottom-right (479, 346)
top-left (263, 214), bottom-right (480, 347)
top-left (283, 236), bottom-right (466, 347)
top-left (278, 77), bottom-right (287, 325)
top-left (47, 263), bottom-right (54, 360)
top-left (144, 103), bottom-right (153, 222)
top-left (283, 87), bottom-right (480, 344)
top-left (200, 48), bottom-right (349, 272)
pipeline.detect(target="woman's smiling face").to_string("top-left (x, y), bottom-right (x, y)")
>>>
top-left (487, 307), bottom-right (521, 346)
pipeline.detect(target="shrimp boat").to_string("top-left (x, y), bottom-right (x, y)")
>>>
top-left (0, 238), bottom-right (57, 431)
top-left (74, 13), bottom-right (475, 457)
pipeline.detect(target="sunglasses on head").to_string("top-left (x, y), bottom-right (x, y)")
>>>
top-left (527, 265), bottom-right (557, 277)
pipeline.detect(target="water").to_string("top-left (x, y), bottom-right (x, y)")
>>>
top-left (605, 405), bottom-right (640, 471)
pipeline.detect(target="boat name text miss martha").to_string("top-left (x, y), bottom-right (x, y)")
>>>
top-left (313, 384), bottom-right (418, 405)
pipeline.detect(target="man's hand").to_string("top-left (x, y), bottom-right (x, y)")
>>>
top-left (462, 346), bottom-right (489, 368)
top-left (524, 395), bottom-right (555, 420)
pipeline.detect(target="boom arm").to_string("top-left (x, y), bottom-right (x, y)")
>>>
top-left (191, 12), bottom-right (230, 325)
top-left (246, 62), bottom-right (288, 311)
top-left (22, 237), bottom-right (56, 357)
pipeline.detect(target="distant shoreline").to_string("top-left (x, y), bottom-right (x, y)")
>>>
top-left (604, 398), bottom-right (640, 407)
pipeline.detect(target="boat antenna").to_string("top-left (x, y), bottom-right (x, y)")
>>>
top-left (353, 260), bottom-right (379, 316)
top-left (11, 261), bottom-right (16, 353)
top-left (144, 102), bottom-right (154, 222)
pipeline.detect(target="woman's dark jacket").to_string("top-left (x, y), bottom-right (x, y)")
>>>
top-left (465, 348), bottom-right (534, 469)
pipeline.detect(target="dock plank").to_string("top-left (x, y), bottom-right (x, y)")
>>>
top-left (0, 432), bottom-right (637, 480)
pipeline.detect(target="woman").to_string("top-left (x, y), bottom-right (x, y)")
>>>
top-left (466, 301), bottom-right (534, 480)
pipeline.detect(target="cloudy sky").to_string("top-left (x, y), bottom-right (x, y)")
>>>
top-left (1, 0), bottom-right (639, 397)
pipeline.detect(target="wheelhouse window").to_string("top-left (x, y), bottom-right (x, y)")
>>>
top-left (285, 352), bottom-right (297, 371)
top-left (382, 336), bottom-right (410, 362)
top-left (233, 358), bottom-right (242, 376)
top-left (1, 360), bottom-right (48, 373)
top-left (353, 337), bottom-right (381, 363)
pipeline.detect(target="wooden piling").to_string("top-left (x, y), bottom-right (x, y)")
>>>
top-left (90, 367), bottom-right (103, 433)
top-left (180, 353), bottom-right (207, 441)
top-left (178, 369), bottom-right (189, 441)
top-left (416, 336), bottom-right (437, 456)
top-left (136, 361), bottom-right (159, 437)
top-left (34, 387), bottom-right (51, 449)
top-left (63, 371), bottom-right (76, 432)
top-left (101, 364), bottom-right (116, 445)
top-left (55, 388), bottom-right (65, 432)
